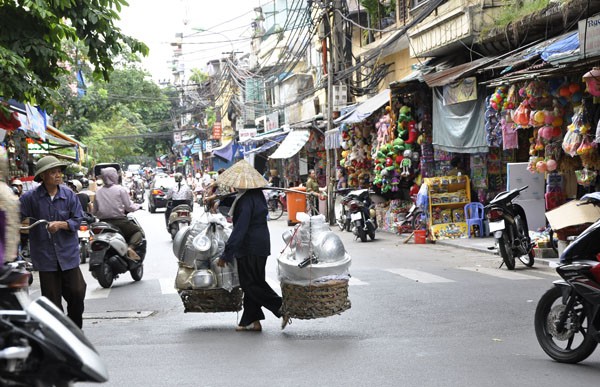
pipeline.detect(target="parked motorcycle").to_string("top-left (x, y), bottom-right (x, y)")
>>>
top-left (167, 200), bottom-right (193, 240)
top-left (485, 185), bottom-right (534, 270)
top-left (395, 202), bottom-right (426, 234)
top-left (89, 213), bottom-right (146, 288)
top-left (0, 220), bottom-right (109, 385)
top-left (335, 188), bottom-right (353, 232)
top-left (346, 189), bottom-right (377, 242)
top-left (534, 192), bottom-right (600, 364)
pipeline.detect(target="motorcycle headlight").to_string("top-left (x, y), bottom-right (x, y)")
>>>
top-left (192, 234), bottom-right (212, 252)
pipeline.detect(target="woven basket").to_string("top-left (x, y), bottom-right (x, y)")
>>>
top-left (281, 280), bottom-right (351, 320)
top-left (178, 287), bottom-right (243, 313)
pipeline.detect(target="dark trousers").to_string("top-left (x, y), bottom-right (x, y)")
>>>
top-left (39, 267), bottom-right (87, 328)
top-left (236, 255), bottom-right (282, 326)
top-left (105, 217), bottom-right (143, 246)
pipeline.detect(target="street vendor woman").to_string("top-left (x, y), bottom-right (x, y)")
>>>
top-left (215, 160), bottom-right (289, 331)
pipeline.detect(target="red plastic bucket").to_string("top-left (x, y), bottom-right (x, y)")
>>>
top-left (414, 229), bottom-right (427, 244)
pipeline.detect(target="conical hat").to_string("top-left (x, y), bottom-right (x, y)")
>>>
top-left (217, 160), bottom-right (268, 189)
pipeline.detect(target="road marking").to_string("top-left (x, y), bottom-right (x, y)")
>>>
top-left (267, 278), bottom-right (282, 295)
top-left (159, 278), bottom-right (178, 294)
top-left (386, 268), bottom-right (455, 283)
top-left (86, 286), bottom-right (111, 299)
top-left (459, 267), bottom-right (544, 280)
top-left (349, 277), bottom-right (368, 286)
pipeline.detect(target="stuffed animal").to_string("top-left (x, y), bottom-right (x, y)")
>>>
top-left (376, 113), bottom-right (391, 151)
top-left (401, 149), bottom-right (413, 177)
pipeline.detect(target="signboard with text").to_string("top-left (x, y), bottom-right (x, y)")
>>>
top-left (579, 13), bottom-right (600, 58)
top-left (239, 128), bottom-right (257, 141)
top-left (212, 122), bottom-right (222, 140)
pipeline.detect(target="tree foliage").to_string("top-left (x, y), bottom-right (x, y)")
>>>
top-left (0, 0), bottom-right (148, 106)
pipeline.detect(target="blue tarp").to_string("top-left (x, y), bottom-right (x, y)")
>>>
top-left (540, 31), bottom-right (579, 61)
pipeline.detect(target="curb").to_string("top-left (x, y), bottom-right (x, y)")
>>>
top-left (434, 239), bottom-right (558, 267)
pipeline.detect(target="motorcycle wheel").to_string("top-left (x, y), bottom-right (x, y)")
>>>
top-left (411, 211), bottom-right (427, 231)
top-left (94, 263), bottom-right (114, 288)
top-left (356, 224), bottom-right (367, 242)
top-left (497, 233), bottom-right (516, 270)
top-left (170, 227), bottom-right (177, 240)
top-left (79, 241), bottom-right (88, 264)
top-left (367, 221), bottom-right (376, 240)
top-left (519, 250), bottom-right (535, 267)
top-left (534, 286), bottom-right (597, 363)
top-left (130, 264), bottom-right (143, 281)
top-left (268, 199), bottom-right (284, 220)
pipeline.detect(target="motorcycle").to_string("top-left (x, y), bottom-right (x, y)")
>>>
top-left (395, 202), bottom-right (426, 234)
top-left (0, 219), bottom-right (109, 385)
top-left (167, 200), bottom-right (193, 240)
top-left (335, 188), bottom-right (353, 232)
top-left (534, 192), bottom-right (600, 364)
top-left (78, 213), bottom-right (96, 264)
top-left (346, 189), bottom-right (377, 242)
top-left (89, 212), bottom-right (146, 288)
top-left (130, 178), bottom-right (145, 204)
top-left (485, 185), bottom-right (535, 270)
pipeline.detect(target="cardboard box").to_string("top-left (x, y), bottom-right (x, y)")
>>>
top-left (545, 200), bottom-right (600, 231)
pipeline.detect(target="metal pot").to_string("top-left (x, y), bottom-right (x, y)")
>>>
top-left (190, 269), bottom-right (216, 289)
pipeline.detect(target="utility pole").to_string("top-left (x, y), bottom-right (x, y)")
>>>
top-left (326, 1), bottom-right (334, 225)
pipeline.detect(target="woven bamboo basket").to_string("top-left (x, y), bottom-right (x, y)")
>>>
top-left (280, 279), bottom-right (351, 320)
top-left (178, 287), bottom-right (243, 313)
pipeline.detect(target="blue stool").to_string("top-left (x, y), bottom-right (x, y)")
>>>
top-left (464, 202), bottom-right (485, 238)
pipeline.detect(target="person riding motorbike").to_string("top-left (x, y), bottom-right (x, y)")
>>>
top-left (92, 167), bottom-right (143, 261)
top-left (165, 172), bottom-right (194, 227)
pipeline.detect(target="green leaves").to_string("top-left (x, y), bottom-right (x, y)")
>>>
top-left (0, 0), bottom-right (148, 106)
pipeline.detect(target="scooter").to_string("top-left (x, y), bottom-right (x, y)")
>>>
top-left (167, 200), bottom-right (193, 240)
top-left (485, 185), bottom-right (535, 270)
top-left (78, 213), bottom-right (96, 264)
top-left (0, 219), bottom-right (109, 385)
top-left (346, 189), bottom-right (377, 242)
top-left (89, 213), bottom-right (146, 288)
top-left (534, 192), bottom-right (600, 364)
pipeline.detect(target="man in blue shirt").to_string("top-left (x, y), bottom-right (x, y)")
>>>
top-left (20, 156), bottom-right (87, 328)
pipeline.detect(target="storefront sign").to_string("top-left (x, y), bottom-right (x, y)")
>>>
top-left (239, 128), bottom-right (257, 141)
top-left (212, 122), bottom-right (222, 139)
top-left (579, 13), bottom-right (600, 58)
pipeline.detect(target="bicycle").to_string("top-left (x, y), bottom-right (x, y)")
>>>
top-left (267, 190), bottom-right (286, 220)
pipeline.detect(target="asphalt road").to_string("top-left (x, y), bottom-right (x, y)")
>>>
top-left (29, 203), bottom-right (599, 387)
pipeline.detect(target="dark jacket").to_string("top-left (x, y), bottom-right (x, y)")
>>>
top-left (221, 189), bottom-right (270, 262)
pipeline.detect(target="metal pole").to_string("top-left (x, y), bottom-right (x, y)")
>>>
top-left (326, 3), bottom-right (335, 225)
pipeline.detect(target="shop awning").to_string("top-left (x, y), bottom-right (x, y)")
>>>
top-left (244, 134), bottom-right (287, 155)
top-left (269, 129), bottom-right (310, 159)
top-left (239, 127), bottom-right (289, 144)
top-left (334, 89), bottom-right (390, 124)
top-left (423, 57), bottom-right (494, 87)
top-left (212, 140), bottom-right (235, 161)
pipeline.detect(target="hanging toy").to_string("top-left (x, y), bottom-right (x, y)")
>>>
top-left (400, 149), bottom-right (413, 177)
top-left (405, 120), bottom-right (418, 144)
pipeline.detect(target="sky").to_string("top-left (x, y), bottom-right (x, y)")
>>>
top-left (116, 0), bottom-right (268, 82)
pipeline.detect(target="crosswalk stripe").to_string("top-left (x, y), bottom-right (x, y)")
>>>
top-left (159, 278), bottom-right (178, 294)
top-left (459, 267), bottom-right (544, 280)
top-left (349, 277), bottom-right (368, 286)
top-left (86, 286), bottom-right (111, 299)
top-left (386, 268), bottom-right (455, 283)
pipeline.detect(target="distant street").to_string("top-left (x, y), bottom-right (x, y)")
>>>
top-left (30, 202), bottom-right (598, 387)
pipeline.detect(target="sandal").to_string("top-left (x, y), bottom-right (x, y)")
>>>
top-left (236, 321), bottom-right (262, 332)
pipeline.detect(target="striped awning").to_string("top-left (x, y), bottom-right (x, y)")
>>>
top-left (269, 129), bottom-right (310, 159)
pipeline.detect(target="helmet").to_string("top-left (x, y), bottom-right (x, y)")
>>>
top-left (80, 177), bottom-right (89, 188)
top-left (174, 173), bottom-right (183, 183)
top-left (70, 180), bottom-right (82, 192)
top-left (11, 179), bottom-right (23, 186)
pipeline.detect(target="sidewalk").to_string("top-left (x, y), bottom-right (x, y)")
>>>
top-left (432, 235), bottom-right (560, 267)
